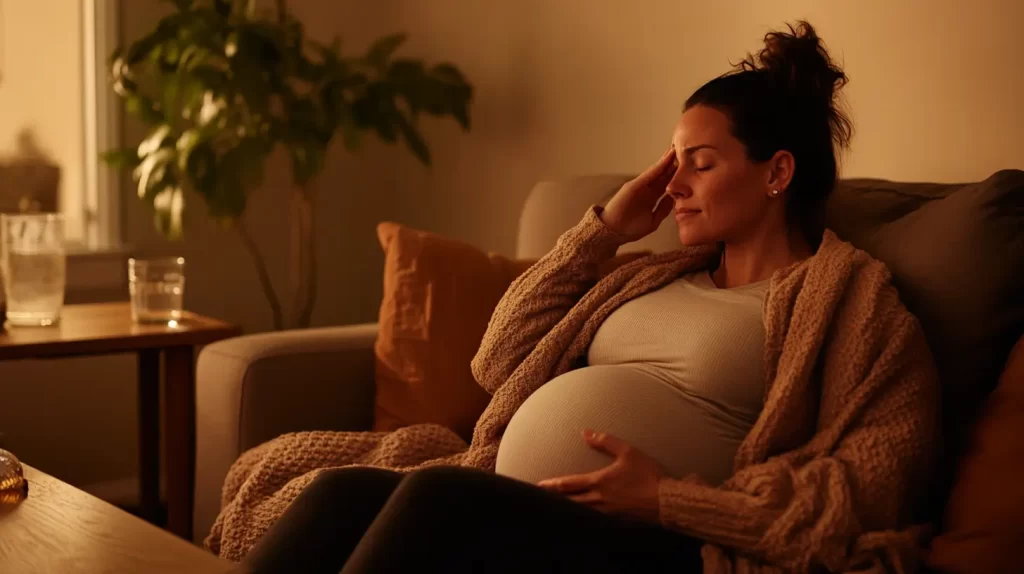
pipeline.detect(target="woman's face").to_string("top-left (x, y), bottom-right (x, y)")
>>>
top-left (666, 105), bottom-right (782, 246)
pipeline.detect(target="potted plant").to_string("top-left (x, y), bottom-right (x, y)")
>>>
top-left (103, 0), bottom-right (472, 329)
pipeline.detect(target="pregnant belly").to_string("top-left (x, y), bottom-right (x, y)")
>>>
top-left (495, 365), bottom-right (746, 486)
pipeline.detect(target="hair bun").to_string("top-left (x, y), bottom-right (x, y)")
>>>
top-left (740, 21), bottom-right (852, 149)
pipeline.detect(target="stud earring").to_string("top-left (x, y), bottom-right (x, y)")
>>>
top-left (771, 189), bottom-right (780, 196)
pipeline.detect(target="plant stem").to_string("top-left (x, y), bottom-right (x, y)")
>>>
top-left (289, 189), bottom-right (303, 327)
top-left (238, 219), bottom-right (285, 330)
top-left (296, 190), bottom-right (317, 328)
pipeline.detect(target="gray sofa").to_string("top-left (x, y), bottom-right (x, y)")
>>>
top-left (193, 171), bottom-right (1024, 545)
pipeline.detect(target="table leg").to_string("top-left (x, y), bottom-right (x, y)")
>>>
top-left (164, 345), bottom-right (195, 540)
top-left (137, 349), bottom-right (161, 525)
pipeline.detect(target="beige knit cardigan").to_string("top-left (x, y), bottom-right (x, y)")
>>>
top-left (207, 207), bottom-right (940, 573)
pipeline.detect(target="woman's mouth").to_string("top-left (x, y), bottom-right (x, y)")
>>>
top-left (674, 209), bottom-right (701, 222)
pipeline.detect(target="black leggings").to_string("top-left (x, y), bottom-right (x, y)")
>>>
top-left (243, 465), bottom-right (702, 574)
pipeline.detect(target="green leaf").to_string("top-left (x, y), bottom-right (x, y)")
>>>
top-left (177, 44), bottom-right (215, 72)
top-left (162, 40), bottom-right (182, 67)
top-left (388, 59), bottom-right (426, 82)
top-left (339, 112), bottom-right (362, 152)
top-left (452, 97), bottom-right (471, 130)
top-left (123, 33), bottom-right (162, 66)
top-left (392, 111), bottom-right (430, 165)
top-left (162, 75), bottom-right (181, 120)
top-left (133, 147), bottom-right (175, 200)
top-left (341, 71), bottom-right (369, 90)
top-left (176, 75), bottom-right (206, 120)
top-left (162, 0), bottom-right (194, 11)
top-left (125, 94), bottom-right (165, 126)
top-left (189, 64), bottom-right (227, 88)
top-left (233, 0), bottom-right (257, 19)
top-left (235, 24), bottom-right (282, 64)
top-left (100, 148), bottom-right (142, 170)
top-left (138, 125), bottom-right (174, 157)
top-left (110, 55), bottom-right (134, 91)
top-left (387, 60), bottom-right (428, 115)
top-left (184, 141), bottom-right (216, 196)
top-left (233, 60), bottom-right (271, 115)
top-left (175, 129), bottom-right (200, 172)
top-left (432, 63), bottom-right (467, 85)
top-left (152, 185), bottom-right (185, 239)
top-left (365, 34), bottom-right (407, 70)
top-left (311, 38), bottom-right (342, 67)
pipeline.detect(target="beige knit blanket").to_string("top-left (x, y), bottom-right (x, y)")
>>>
top-left (207, 207), bottom-right (939, 573)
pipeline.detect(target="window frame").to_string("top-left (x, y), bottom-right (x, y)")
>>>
top-left (80, 0), bottom-right (121, 251)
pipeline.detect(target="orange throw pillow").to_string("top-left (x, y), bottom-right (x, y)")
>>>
top-left (927, 335), bottom-right (1024, 573)
top-left (373, 221), bottom-right (648, 442)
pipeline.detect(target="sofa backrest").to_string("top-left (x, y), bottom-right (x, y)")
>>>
top-left (516, 174), bottom-right (679, 258)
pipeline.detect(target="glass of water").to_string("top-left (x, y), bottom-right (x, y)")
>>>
top-left (0, 213), bottom-right (66, 327)
top-left (128, 257), bottom-right (185, 324)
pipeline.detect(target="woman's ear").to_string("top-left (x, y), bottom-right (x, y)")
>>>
top-left (766, 150), bottom-right (795, 196)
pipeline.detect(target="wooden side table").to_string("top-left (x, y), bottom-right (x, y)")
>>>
top-left (0, 464), bottom-right (233, 573)
top-left (0, 303), bottom-right (240, 540)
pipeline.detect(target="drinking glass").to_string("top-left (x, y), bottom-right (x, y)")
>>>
top-left (129, 257), bottom-right (185, 324)
top-left (0, 213), bottom-right (66, 326)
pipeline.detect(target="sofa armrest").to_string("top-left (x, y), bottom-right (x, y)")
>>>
top-left (193, 323), bottom-right (378, 542)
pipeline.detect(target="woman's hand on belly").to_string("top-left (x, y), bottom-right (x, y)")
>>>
top-left (536, 429), bottom-right (667, 524)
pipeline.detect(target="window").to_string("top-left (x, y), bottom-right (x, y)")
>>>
top-left (0, 0), bottom-right (120, 250)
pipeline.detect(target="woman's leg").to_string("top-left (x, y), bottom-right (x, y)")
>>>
top-left (244, 466), bottom-right (405, 574)
top-left (341, 466), bottom-right (703, 574)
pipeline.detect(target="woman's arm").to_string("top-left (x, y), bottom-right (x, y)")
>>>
top-left (470, 206), bottom-right (630, 394)
top-left (472, 146), bottom-right (679, 394)
top-left (657, 310), bottom-right (940, 571)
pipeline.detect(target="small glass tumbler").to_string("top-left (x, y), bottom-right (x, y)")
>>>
top-left (129, 257), bottom-right (185, 324)
top-left (0, 213), bottom-right (66, 327)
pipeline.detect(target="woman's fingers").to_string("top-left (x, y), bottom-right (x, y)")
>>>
top-left (567, 490), bottom-right (605, 505)
top-left (650, 155), bottom-right (677, 192)
top-left (634, 146), bottom-right (675, 184)
top-left (537, 472), bottom-right (600, 494)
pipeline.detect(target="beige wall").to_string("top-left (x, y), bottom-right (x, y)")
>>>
top-left (0, 0), bottom-right (85, 239)
top-left (1, 0), bottom-right (1020, 494)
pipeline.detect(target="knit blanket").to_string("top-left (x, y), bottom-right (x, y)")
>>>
top-left (207, 207), bottom-right (939, 573)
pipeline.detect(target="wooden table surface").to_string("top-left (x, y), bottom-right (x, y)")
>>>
top-left (0, 465), bottom-right (236, 574)
top-left (0, 302), bottom-right (242, 540)
top-left (0, 302), bottom-right (239, 359)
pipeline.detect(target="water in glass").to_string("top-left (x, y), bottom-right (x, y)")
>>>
top-left (0, 214), bottom-right (66, 326)
top-left (129, 257), bottom-right (185, 324)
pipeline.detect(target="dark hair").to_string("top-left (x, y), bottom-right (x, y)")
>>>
top-left (684, 21), bottom-right (853, 243)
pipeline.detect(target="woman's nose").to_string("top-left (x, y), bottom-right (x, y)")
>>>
top-left (665, 172), bottom-right (690, 198)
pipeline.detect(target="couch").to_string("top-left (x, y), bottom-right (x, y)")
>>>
top-left (193, 171), bottom-right (1024, 552)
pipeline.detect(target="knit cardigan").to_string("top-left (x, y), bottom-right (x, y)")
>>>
top-left (207, 207), bottom-right (940, 573)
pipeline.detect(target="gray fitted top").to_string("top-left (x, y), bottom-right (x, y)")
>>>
top-left (495, 272), bottom-right (769, 486)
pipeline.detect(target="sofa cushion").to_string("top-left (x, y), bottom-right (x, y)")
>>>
top-left (827, 170), bottom-right (1023, 405)
top-left (373, 222), bottom-right (526, 442)
top-left (825, 169), bottom-right (1024, 519)
top-left (374, 221), bottom-right (647, 442)
top-left (926, 335), bottom-right (1024, 573)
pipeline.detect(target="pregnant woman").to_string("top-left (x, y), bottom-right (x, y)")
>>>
top-left (231, 21), bottom-right (939, 574)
